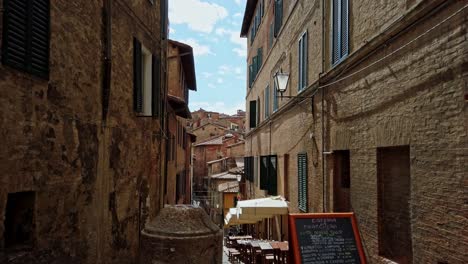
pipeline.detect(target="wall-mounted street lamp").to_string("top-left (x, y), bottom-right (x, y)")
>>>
top-left (236, 174), bottom-right (242, 182)
top-left (274, 71), bottom-right (315, 99)
top-left (274, 72), bottom-right (290, 97)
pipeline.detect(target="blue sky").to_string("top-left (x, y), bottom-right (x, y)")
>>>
top-left (169, 0), bottom-right (247, 115)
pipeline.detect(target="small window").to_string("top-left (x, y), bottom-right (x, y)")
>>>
top-left (260, 155), bottom-right (278, 195)
top-left (298, 32), bottom-right (308, 91)
top-left (331, 0), bottom-right (349, 65)
top-left (249, 100), bottom-right (257, 128)
top-left (265, 85), bottom-right (270, 118)
top-left (2, 0), bottom-right (50, 78)
top-left (274, 0), bottom-right (283, 37)
top-left (134, 39), bottom-right (158, 116)
top-left (297, 153), bottom-right (308, 212)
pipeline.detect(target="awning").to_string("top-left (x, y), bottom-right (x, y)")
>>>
top-left (224, 196), bottom-right (289, 226)
top-left (237, 196), bottom-right (289, 216)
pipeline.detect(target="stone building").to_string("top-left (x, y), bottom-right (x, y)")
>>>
top-left (0, 0), bottom-right (169, 263)
top-left (166, 39), bottom-right (197, 205)
top-left (241, 0), bottom-right (467, 263)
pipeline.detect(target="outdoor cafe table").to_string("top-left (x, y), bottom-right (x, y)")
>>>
top-left (259, 242), bottom-right (275, 263)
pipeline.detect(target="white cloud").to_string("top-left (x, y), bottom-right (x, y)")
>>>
top-left (208, 83), bottom-right (216, 89)
top-left (179, 38), bottom-right (214, 56)
top-left (217, 78), bottom-right (224, 84)
top-left (218, 65), bottom-right (231, 75)
top-left (233, 48), bottom-right (246, 57)
top-left (214, 28), bottom-right (247, 57)
top-left (202, 72), bottom-right (213, 78)
top-left (234, 12), bottom-right (243, 17)
top-left (169, 27), bottom-right (176, 34)
top-left (234, 67), bottom-right (242, 74)
top-left (169, 0), bottom-right (228, 33)
top-left (190, 101), bottom-right (245, 115)
top-left (234, 0), bottom-right (246, 6)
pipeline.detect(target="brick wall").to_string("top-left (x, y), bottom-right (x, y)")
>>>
top-left (243, 0), bottom-right (467, 262)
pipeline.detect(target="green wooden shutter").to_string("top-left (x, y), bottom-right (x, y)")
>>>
top-left (249, 64), bottom-right (253, 87)
top-left (252, 56), bottom-right (258, 80)
top-left (332, 0), bottom-right (340, 64)
top-left (341, 0), bottom-right (349, 58)
top-left (268, 156), bottom-right (278, 195)
top-left (249, 100), bottom-right (257, 128)
top-left (298, 153), bottom-right (308, 212)
top-left (257, 47), bottom-right (263, 70)
top-left (152, 55), bottom-right (161, 117)
top-left (260, 156), bottom-right (268, 190)
top-left (274, 0), bottom-right (283, 37)
top-left (133, 38), bottom-right (143, 113)
top-left (266, 86), bottom-right (269, 118)
top-left (269, 22), bottom-right (274, 50)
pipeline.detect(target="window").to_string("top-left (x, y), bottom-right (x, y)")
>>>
top-left (273, 79), bottom-right (279, 112)
top-left (257, 97), bottom-right (261, 124)
top-left (269, 22), bottom-right (275, 50)
top-left (333, 150), bottom-right (351, 212)
top-left (249, 100), bottom-right (257, 128)
top-left (264, 85), bottom-right (270, 119)
top-left (2, 0), bottom-right (50, 78)
top-left (244, 156), bottom-right (254, 182)
top-left (377, 146), bottom-right (412, 263)
top-left (134, 39), bottom-right (160, 116)
top-left (331, 0), bottom-right (349, 65)
top-left (298, 32), bottom-right (308, 91)
top-left (260, 155), bottom-right (278, 195)
top-left (249, 48), bottom-right (263, 87)
top-left (298, 153), bottom-right (308, 212)
top-left (4, 191), bottom-right (35, 248)
top-left (274, 0), bottom-right (283, 37)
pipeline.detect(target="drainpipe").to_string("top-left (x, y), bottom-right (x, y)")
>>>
top-left (102, 0), bottom-right (112, 125)
top-left (321, 0), bottom-right (326, 213)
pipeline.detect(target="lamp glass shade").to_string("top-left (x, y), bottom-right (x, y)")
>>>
top-left (275, 72), bottom-right (289, 93)
top-left (236, 174), bottom-right (242, 182)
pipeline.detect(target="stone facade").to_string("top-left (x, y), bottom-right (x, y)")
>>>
top-left (0, 0), bottom-right (168, 263)
top-left (242, 0), bottom-right (467, 263)
top-left (166, 40), bottom-right (196, 205)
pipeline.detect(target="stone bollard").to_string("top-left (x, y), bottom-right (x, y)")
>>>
top-left (140, 205), bottom-right (223, 264)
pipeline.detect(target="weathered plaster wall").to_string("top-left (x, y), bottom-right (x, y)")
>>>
top-left (0, 0), bottom-right (165, 263)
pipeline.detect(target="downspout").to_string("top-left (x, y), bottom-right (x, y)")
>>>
top-left (102, 0), bottom-right (112, 125)
top-left (321, 0), bottom-right (326, 213)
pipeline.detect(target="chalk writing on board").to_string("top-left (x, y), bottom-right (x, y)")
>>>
top-left (295, 218), bottom-right (361, 264)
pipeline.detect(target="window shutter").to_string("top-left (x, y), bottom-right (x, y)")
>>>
top-left (341, 0), bottom-right (349, 58)
top-left (2, 0), bottom-right (28, 70)
top-left (260, 156), bottom-right (268, 190)
top-left (298, 37), bottom-right (303, 90)
top-left (252, 56), bottom-right (258, 79)
top-left (265, 85), bottom-right (269, 118)
top-left (268, 156), bottom-right (277, 195)
top-left (269, 22), bottom-right (274, 50)
top-left (257, 97), bottom-right (261, 125)
top-left (2, 0), bottom-right (50, 78)
top-left (257, 47), bottom-right (263, 70)
top-left (30, 0), bottom-right (50, 77)
top-left (298, 153), bottom-right (308, 212)
top-left (273, 81), bottom-right (278, 111)
top-left (249, 100), bottom-right (257, 128)
top-left (152, 55), bottom-right (161, 117)
top-left (274, 0), bottom-right (283, 37)
top-left (249, 64), bottom-right (253, 87)
top-left (133, 38), bottom-right (143, 113)
top-left (332, 0), bottom-right (340, 65)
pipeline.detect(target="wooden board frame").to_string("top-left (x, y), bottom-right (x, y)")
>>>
top-left (289, 212), bottom-right (366, 264)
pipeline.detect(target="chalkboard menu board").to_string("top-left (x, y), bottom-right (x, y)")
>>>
top-left (289, 213), bottom-right (366, 264)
